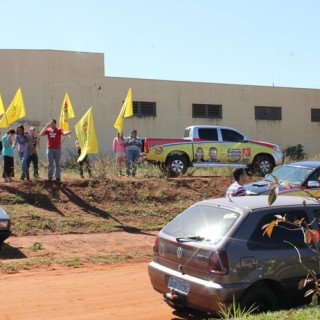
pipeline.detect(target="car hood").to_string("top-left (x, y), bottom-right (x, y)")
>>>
top-left (244, 180), bottom-right (289, 195)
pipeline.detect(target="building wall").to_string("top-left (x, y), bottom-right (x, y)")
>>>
top-left (0, 49), bottom-right (319, 162)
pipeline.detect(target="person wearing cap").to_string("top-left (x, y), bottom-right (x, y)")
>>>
top-left (226, 167), bottom-right (250, 197)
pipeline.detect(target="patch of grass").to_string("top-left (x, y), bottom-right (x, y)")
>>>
top-left (30, 212), bottom-right (41, 220)
top-left (218, 296), bottom-right (257, 319)
top-left (242, 305), bottom-right (320, 320)
top-left (0, 194), bottom-right (26, 205)
top-left (31, 242), bottom-right (43, 251)
top-left (57, 257), bottom-right (83, 267)
top-left (89, 252), bottom-right (149, 264)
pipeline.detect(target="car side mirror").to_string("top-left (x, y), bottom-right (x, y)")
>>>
top-left (307, 180), bottom-right (320, 188)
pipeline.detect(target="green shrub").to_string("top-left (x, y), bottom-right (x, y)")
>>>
top-left (284, 144), bottom-right (306, 161)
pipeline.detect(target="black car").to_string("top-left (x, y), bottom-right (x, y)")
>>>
top-left (244, 161), bottom-right (320, 195)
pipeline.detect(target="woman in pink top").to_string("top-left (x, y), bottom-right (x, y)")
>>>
top-left (113, 132), bottom-right (126, 176)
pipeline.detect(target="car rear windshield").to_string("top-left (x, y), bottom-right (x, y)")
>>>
top-left (163, 204), bottom-right (240, 244)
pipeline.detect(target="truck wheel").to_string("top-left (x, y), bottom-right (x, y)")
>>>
top-left (254, 155), bottom-right (274, 177)
top-left (166, 155), bottom-right (188, 177)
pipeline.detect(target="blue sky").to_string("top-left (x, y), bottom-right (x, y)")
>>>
top-left (1, 0), bottom-right (320, 88)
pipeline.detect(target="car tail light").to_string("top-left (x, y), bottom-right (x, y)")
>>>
top-left (0, 219), bottom-right (10, 230)
top-left (209, 251), bottom-right (229, 275)
top-left (153, 236), bottom-right (159, 256)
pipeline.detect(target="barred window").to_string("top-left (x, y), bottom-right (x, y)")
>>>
top-left (311, 108), bottom-right (320, 122)
top-left (255, 106), bottom-right (282, 120)
top-left (192, 104), bottom-right (222, 119)
top-left (133, 101), bottom-right (156, 117)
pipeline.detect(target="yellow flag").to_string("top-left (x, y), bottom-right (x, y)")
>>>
top-left (0, 92), bottom-right (5, 116)
top-left (59, 92), bottom-right (75, 132)
top-left (0, 88), bottom-right (26, 128)
top-left (114, 88), bottom-right (133, 133)
top-left (75, 107), bottom-right (99, 162)
top-left (124, 88), bottom-right (133, 118)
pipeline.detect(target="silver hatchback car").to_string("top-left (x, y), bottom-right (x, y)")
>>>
top-left (148, 196), bottom-right (320, 315)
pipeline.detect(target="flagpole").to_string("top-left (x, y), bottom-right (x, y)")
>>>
top-left (4, 113), bottom-right (9, 129)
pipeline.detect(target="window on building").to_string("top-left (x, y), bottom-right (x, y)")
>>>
top-left (192, 104), bottom-right (222, 119)
top-left (133, 101), bottom-right (156, 117)
top-left (255, 106), bottom-right (282, 120)
top-left (311, 108), bottom-right (320, 122)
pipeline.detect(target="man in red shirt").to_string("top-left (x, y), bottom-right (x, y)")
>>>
top-left (40, 119), bottom-right (71, 182)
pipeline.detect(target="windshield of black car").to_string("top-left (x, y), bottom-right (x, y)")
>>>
top-left (163, 204), bottom-right (240, 244)
top-left (265, 166), bottom-right (313, 185)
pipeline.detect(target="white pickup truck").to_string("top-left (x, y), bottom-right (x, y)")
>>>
top-left (143, 125), bottom-right (284, 177)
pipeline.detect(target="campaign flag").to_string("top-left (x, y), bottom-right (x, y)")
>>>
top-left (0, 88), bottom-right (26, 128)
top-left (59, 92), bottom-right (75, 132)
top-left (114, 88), bottom-right (133, 133)
top-left (74, 107), bottom-right (99, 162)
top-left (0, 92), bottom-right (5, 116)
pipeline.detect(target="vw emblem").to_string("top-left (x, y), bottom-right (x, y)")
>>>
top-left (177, 247), bottom-right (183, 259)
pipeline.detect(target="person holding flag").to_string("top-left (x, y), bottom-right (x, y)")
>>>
top-left (74, 106), bottom-right (98, 170)
top-left (59, 92), bottom-right (75, 132)
top-left (75, 139), bottom-right (92, 178)
top-left (125, 129), bottom-right (142, 177)
top-left (40, 119), bottom-right (71, 182)
top-left (114, 88), bottom-right (133, 134)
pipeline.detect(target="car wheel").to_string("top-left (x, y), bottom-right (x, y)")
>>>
top-left (166, 155), bottom-right (188, 177)
top-left (239, 285), bottom-right (279, 313)
top-left (254, 155), bottom-right (274, 176)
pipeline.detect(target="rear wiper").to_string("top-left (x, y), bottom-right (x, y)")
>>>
top-left (176, 236), bottom-right (205, 242)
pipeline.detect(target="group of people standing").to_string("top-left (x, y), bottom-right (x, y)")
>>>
top-left (2, 125), bottom-right (40, 182)
top-left (113, 130), bottom-right (142, 177)
top-left (1, 120), bottom-right (143, 182)
top-left (1, 119), bottom-right (70, 183)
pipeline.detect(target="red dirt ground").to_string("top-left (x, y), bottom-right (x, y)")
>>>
top-left (0, 175), bottom-right (236, 319)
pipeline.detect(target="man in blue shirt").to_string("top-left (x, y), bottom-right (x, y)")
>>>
top-left (125, 130), bottom-right (142, 177)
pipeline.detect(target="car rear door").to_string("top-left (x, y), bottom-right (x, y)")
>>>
top-left (226, 207), bottom-right (319, 285)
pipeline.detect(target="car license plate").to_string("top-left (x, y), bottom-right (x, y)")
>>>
top-left (168, 277), bottom-right (190, 295)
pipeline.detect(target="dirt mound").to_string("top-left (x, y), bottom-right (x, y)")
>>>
top-left (0, 176), bottom-right (232, 272)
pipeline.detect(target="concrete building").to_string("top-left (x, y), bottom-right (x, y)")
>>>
top-left (0, 49), bottom-right (319, 162)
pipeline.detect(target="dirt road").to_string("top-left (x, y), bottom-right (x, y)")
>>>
top-left (1, 232), bottom-right (208, 320)
top-left (0, 263), bottom-right (191, 320)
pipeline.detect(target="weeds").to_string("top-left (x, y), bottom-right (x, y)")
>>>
top-left (31, 242), bottom-right (43, 251)
top-left (218, 295), bottom-right (257, 319)
top-left (85, 180), bottom-right (94, 197)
